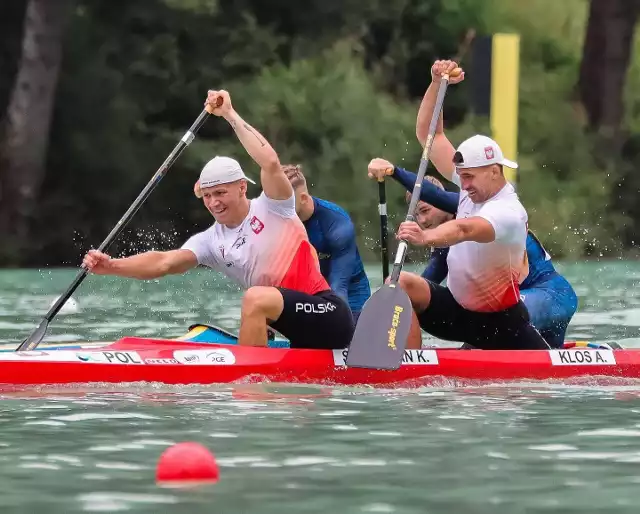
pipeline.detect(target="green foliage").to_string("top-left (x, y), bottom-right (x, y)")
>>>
top-left (487, 0), bottom-right (628, 259)
top-left (2, 0), bottom-right (638, 265)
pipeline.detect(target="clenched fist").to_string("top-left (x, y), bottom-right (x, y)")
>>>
top-left (82, 249), bottom-right (114, 275)
top-left (204, 90), bottom-right (232, 116)
top-left (431, 60), bottom-right (465, 84)
top-left (368, 158), bottom-right (395, 181)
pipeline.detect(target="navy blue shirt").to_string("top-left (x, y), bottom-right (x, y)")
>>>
top-left (304, 197), bottom-right (371, 314)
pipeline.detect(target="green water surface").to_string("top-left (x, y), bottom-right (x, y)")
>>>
top-left (1, 262), bottom-right (640, 513)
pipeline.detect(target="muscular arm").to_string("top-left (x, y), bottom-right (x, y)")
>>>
top-left (416, 82), bottom-right (456, 182)
top-left (224, 110), bottom-right (292, 200)
top-left (326, 220), bottom-right (358, 305)
top-left (421, 247), bottom-right (449, 284)
top-left (424, 217), bottom-right (496, 247)
top-left (108, 250), bottom-right (198, 280)
top-left (392, 166), bottom-right (459, 214)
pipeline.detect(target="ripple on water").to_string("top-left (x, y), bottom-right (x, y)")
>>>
top-left (78, 492), bottom-right (178, 512)
top-left (88, 443), bottom-right (146, 452)
top-left (50, 412), bottom-right (159, 422)
top-left (576, 428), bottom-right (640, 437)
top-left (528, 444), bottom-right (579, 452)
top-left (360, 503), bottom-right (396, 513)
top-left (94, 461), bottom-right (149, 471)
top-left (19, 462), bottom-right (60, 470)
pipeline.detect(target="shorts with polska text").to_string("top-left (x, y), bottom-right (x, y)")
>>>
top-left (417, 280), bottom-right (549, 350)
top-left (269, 288), bottom-right (354, 349)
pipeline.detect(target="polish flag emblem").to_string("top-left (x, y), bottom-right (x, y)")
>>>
top-left (250, 216), bottom-right (265, 234)
top-left (484, 146), bottom-right (495, 160)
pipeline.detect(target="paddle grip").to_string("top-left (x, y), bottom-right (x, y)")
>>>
top-left (205, 95), bottom-right (225, 114)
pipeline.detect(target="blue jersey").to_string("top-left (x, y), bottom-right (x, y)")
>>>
top-left (393, 166), bottom-right (578, 347)
top-left (303, 197), bottom-right (371, 314)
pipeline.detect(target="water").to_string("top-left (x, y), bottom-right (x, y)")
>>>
top-left (1, 262), bottom-right (640, 513)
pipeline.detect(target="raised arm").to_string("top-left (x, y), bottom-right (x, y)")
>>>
top-left (205, 90), bottom-right (292, 200)
top-left (392, 166), bottom-right (459, 214)
top-left (366, 158), bottom-right (459, 214)
top-left (416, 60), bottom-right (465, 182)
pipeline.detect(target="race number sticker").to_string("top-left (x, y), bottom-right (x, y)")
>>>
top-left (173, 349), bottom-right (236, 365)
top-left (333, 349), bottom-right (438, 367)
top-left (549, 349), bottom-right (616, 366)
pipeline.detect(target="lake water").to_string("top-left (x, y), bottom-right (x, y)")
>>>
top-left (1, 262), bottom-right (640, 513)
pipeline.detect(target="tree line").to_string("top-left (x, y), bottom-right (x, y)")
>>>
top-left (1, 0), bottom-right (640, 267)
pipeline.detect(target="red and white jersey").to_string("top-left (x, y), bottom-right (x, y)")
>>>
top-left (446, 181), bottom-right (527, 312)
top-left (182, 193), bottom-right (329, 295)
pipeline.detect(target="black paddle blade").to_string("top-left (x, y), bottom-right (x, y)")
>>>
top-left (17, 319), bottom-right (49, 352)
top-left (346, 284), bottom-right (414, 370)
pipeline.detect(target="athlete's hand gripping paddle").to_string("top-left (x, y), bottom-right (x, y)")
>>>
top-left (17, 96), bottom-right (223, 352)
top-left (346, 68), bottom-right (461, 370)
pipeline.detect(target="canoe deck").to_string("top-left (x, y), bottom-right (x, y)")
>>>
top-left (0, 337), bottom-right (636, 387)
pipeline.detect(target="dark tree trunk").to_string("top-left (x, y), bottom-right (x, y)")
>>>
top-left (578, 0), bottom-right (640, 139)
top-left (0, 0), bottom-right (70, 264)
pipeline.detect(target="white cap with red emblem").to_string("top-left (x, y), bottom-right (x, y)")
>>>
top-left (453, 135), bottom-right (518, 169)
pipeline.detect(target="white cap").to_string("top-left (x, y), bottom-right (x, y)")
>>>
top-left (198, 156), bottom-right (256, 188)
top-left (453, 135), bottom-right (518, 169)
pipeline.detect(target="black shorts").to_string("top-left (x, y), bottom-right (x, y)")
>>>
top-left (269, 288), bottom-right (355, 349)
top-left (418, 281), bottom-right (549, 350)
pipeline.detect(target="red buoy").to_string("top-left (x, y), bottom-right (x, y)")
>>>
top-left (156, 442), bottom-right (220, 484)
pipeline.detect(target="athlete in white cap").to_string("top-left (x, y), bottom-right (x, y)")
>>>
top-left (82, 90), bottom-right (354, 349)
top-left (389, 60), bottom-right (549, 350)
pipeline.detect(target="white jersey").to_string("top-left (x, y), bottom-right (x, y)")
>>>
top-left (181, 193), bottom-right (328, 295)
top-left (446, 178), bottom-right (527, 312)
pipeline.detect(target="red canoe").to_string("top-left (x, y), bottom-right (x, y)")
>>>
top-left (0, 337), bottom-right (636, 387)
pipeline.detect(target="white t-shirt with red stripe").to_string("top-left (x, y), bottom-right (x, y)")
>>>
top-left (181, 193), bottom-right (329, 295)
top-left (446, 178), bottom-right (527, 312)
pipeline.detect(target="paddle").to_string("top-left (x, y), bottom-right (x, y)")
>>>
top-left (346, 69), bottom-right (460, 370)
top-left (378, 179), bottom-right (390, 282)
top-left (16, 98), bottom-right (222, 352)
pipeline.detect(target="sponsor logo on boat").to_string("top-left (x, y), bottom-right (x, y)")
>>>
top-left (144, 358), bottom-right (179, 365)
top-left (75, 351), bottom-right (144, 364)
top-left (333, 349), bottom-right (438, 367)
top-left (295, 302), bottom-right (336, 314)
top-left (173, 349), bottom-right (236, 365)
top-left (549, 349), bottom-right (616, 366)
top-left (388, 305), bottom-right (404, 350)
